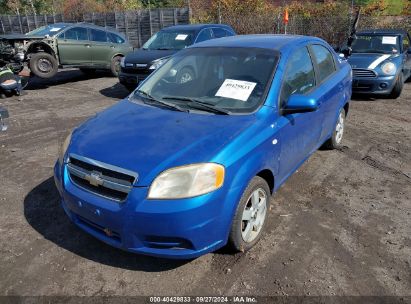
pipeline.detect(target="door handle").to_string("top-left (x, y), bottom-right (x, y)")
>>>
top-left (85, 44), bottom-right (91, 48)
top-left (110, 45), bottom-right (115, 48)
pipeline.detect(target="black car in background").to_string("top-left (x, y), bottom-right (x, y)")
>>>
top-left (118, 24), bottom-right (236, 91)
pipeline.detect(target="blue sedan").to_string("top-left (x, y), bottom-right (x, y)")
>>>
top-left (348, 29), bottom-right (411, 98)
top-left (54, 35), bottom-right (352, 259)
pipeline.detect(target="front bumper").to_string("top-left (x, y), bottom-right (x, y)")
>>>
top-left (352, 74), bottom-right (396, 94)
top-left (118, 70), bottom-right (151, 89)
top-left (54, 162), bottom-right (232, 259)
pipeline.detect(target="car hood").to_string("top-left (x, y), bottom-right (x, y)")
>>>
top-left (68, 99), bottom-right (255, 186)
top-left (124, 49), bottom-right (177, 64)
top-left (347, 53), bottom-right (396, 69)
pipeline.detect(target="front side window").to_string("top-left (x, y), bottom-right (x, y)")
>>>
top-left (212, 28), bottom-right (228, 38)
top-left (108, 32), bottom-right (125, 44)
top-left (195, 29), bottom-right (212, 43)
top-left (311, 44), bottom-right (336, 83)
top-left (143, 31), bottom-right (194, 50)
top-left (64, 27), bottom-right (88, 41)
top-left (90, 29), bottom-right (108, 43)
top-left (403, 35), bottom-right (410, 52)
top-left (280, 47), bottom-right (316, 107)
top-left (133, 47), bottom-right (279, 114)
top-left (351, 34), bottom-right (400, 54)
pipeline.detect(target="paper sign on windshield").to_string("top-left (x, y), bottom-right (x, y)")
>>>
top-left (215, 79), bottom-right (257, 101)
top-left (50, 27), bottom-right (61, 32)
top-left (175, 34), bottom-right (188, 40)
top-left (382, 36), bottom-right (397, 45)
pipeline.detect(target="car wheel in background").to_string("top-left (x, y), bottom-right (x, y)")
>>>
top-left (228, 176), bottom-right (270, 253)
top-left (29, 52), bottom-right (58, 79)
top-left (177, 67), bottom-right (195, 84)
top-left (110, 55), bottom-right (123, 77)
top-left (388, 72), bottom-right (403, 99)
top-left (322, 107), bottom-right (346, 150)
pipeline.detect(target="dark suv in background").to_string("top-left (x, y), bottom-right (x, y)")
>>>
top-left (118, 24), bottom-right (236, 91)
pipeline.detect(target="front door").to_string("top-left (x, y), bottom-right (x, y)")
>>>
top-left (57, 27), bottom-right (92, 65)
top-left (276, 46), bottom-right (323, 183)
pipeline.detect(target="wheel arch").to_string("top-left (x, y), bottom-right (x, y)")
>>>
top-left (27, 42), bottom-right (56, 58)
top-left (256, 169), bottom-right (275, 194)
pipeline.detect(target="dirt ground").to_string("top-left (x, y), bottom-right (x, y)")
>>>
top-left (0, 70), bottom-right (410, 299)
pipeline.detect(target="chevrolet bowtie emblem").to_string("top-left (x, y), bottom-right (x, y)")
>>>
top-left (85, 171), bottom-right (104, 187)
top-left (104, 228), bottom-right (113, 237)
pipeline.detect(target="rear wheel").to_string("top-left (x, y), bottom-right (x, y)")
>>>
top-left (110, 55), bottom-right (123, 77)
top-left (228, 176), bottom-right (270, 252)
top-left (388, 72), bottom-right (403, 99)
top-left (29, 52), bottom-right (58, 79)
top-left (322, 107), bottom-right (346, 150)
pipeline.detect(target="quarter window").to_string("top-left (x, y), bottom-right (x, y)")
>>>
top-left (311, 44), bottom-right (336, 82)
top-left (280, 47), bottom-right (316, 107)
top-left (64, 27), bottom-right (88, 41)
top-left (90, 29), bottom-right (108, 43)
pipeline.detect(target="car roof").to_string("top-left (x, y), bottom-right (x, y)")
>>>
top-left (191, 34), bottom-right (322, 52)
top-left (357, 29), bottom-right (408, 36)
top-left (161, 23), bottom-right (233, 33)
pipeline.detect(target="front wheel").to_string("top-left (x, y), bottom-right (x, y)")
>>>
top-left (322, 107), bottom-right (346, 150)
top-left (228, 176), bottom-right (270, 252)
top-left (110, 55), bottom-right (123, 77)
top-left (29, 52), bottom-right (58, 79)
top-left (388, 72), bottom-right (403, 99)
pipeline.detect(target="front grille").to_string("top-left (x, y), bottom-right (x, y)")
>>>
top-left (67, 154), bottom-right (138, 202)
top-left (352, 68), bottom-right (377, 78)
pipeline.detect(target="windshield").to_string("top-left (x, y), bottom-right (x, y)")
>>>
top-left (142, 30), bottom-right (194, 50)
top-left (132, 47), bottom-right (279, 114)
top-left (351, 35), bottom-right (400, 54)
top-left (26, 24), bottom-right (66, 37)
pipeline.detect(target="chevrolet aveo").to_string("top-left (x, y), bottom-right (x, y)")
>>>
top-left (54, 35), bottom-right (352, 259)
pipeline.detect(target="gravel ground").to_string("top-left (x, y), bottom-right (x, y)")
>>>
top-left (0, 70), bottom-right (410, 298)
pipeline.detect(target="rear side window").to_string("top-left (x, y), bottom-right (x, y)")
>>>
top-left (64, 27), bottom-right (88, 40)
top-left (212, 28), bottom-right (228, 38)
top-left (90, 29), bottom-right (108, 42)
top-left (196, 29), bottom-right (212, 43)
top-left (108, 32), bottom-right (125, 44)
top-left (311, 44), bottom-right (336, 82)
top-left (280, 47), bottom-right (316, 107)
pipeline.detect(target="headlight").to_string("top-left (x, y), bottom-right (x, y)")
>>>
top-left (58, 131), bottom-right (72, 165)
top-left (381, 62), bottom-right (396, 75)
top-left (120, 57), bottom-right (126, 68)
top-left (148, 163), bottom-right (225, 199)
top-left (149, 57), bottom-right (168, 70)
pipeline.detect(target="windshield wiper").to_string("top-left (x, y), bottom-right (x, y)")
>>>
top-left (162, 96), bottom-right (230, 115)
top-left (135, 90), bottom-right (188, 113)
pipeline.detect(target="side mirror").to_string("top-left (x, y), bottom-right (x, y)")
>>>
top-left (282, 94), bottom-right (318, 115)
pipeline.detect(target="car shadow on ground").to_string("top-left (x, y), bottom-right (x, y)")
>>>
top-left (23, 177), bottom-right (190, 271)
top-left (25, 69), bottom-right (113, 91)
top-left (100, 82), bottom-right (130, 100)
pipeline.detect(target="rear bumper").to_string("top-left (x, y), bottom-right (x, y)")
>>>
top-left (54, 161), bottom-right (231, 259)
top-left (352, 75), bottom-right (396, 94)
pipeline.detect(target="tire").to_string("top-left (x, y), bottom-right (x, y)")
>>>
top-left (177, 67), bottom-right (195, 84)
top-left (80, 68), bottom-right (96, 75)
top-left (29, 52), bottom-right (58, 79)
top-left (110, 55), bottom-right (123, 77)
top-left (388, 72), bottom-right (403, 99)
top-left (322, 107), bottom-right (346, 150)
top-left (228, 176), bottom-right (270, 252)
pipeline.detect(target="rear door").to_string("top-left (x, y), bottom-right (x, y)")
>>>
top-left (90, 28), bottom-right (110, 67)
top-left (309, 44), bottom-right (342, 142)
top-left (276, 46), bottom-right (323, 182)
top-left (57, 27), bottom-right (92, 65)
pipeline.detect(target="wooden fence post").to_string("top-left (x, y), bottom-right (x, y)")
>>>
top-left (137, 10), bottom-right (142, 47)
top-left (0, 17), bottom-right (4, 34)
top-left (173, 8), bottom-right (177, 25)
